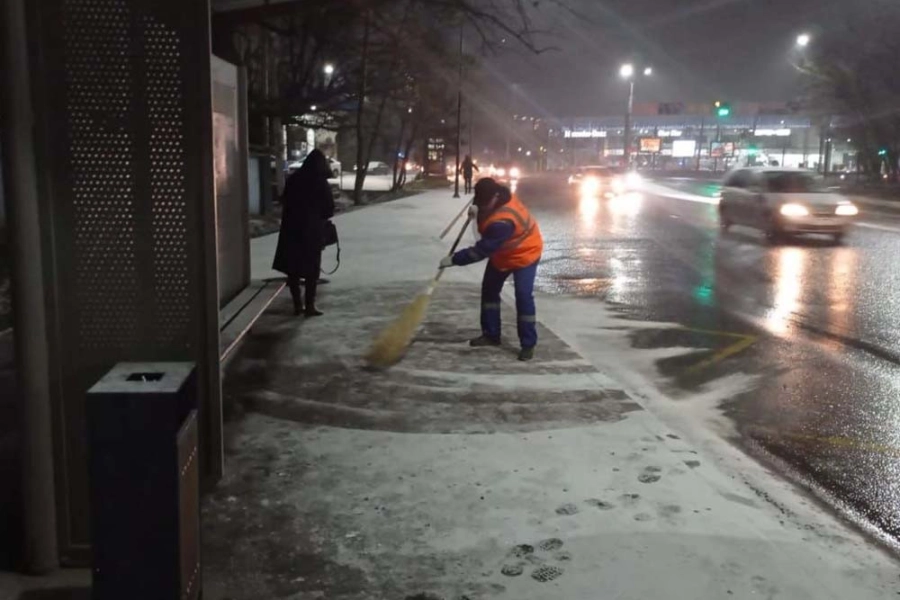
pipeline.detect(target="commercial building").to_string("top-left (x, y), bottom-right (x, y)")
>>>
top-left (510, 102), bottom-right (855, 174)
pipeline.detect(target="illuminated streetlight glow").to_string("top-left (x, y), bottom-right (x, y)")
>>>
top-left (643, 67), bottom-right (653, 76)
top-left (620, 63), bottom-right (634, 79)
top-left (324, 64), bottom-right (335, 75)
top-left (796, 33), bottom-right (810, 47)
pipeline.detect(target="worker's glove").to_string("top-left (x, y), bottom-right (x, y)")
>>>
top-left (467, 204), bottom-right (478, 219)
top-left (439, 256), bottom-right (455, 269)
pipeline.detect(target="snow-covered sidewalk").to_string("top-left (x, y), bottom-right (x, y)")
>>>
top-left (210, 189), bottom-right (899, 600)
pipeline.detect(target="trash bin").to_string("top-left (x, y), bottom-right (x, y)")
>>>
top-left (86, 362), bottom-right (200, 600)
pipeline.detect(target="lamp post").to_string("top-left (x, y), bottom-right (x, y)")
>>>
top-left (620, 64), bottom-right (652, 167)
top-left (453, 24), bottom-right (464, 198)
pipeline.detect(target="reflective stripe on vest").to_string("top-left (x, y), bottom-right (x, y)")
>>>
top-left (479, 196), bottom-right (543, 270)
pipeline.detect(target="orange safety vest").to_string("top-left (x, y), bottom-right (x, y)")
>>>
top-left (478, 195), bottom-right (543, 271)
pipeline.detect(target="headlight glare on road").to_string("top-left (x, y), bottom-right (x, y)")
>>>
top-left (496, 168), bottom-right (506, 177)
top-left (625, 171), bottom-right (642, 187)
top-left (780, 203), bottom-right (809, 217)
top-left (580, 176), bottom-right (600, 196)
top-left (510, 167), bottom-right (521, 179)
top-left (611, 177), bottom-right (626, 194)
top-left (835, 203), bottom-right (859, 216)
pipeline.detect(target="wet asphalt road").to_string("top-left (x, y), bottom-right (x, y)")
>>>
top-left (515, 173), bottom-right (900, 546)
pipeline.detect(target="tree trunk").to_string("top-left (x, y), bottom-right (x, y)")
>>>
top-left (272, 115), bottom-right (285, 195)
top-left (392, 116), bottom-right (408, 191)
top-left (353, 10), bottom-right (370, 205)
top-left (399, 121), bottom-right (420, 189)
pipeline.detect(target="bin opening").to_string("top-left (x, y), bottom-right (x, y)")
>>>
top-left (126, 372), bottom-right (164, 382)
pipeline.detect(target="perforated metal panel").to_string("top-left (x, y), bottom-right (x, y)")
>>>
top-left (27, 0), bottom-right (220, 563)
top-left (146, 16), bottom-right (193, 347)
top-left (65, 0), bottom-right (141, 350)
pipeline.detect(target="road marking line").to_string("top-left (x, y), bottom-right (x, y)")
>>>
top-left (748, 425), bottom-right (900, 457)
top-left (856, 222), bottom-right (900, 233)
top-left (680, 327), bottom-right (758, 375)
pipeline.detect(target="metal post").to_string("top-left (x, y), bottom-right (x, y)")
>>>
top-left (714, 122), bottom-right (722, 173)
top-left (453, 24), bottom-right (463, 198)
top-left (696, 116), bottom-right (704, 171)
top-left (0, 0), bottom-right (59, 573)
top-left (802, 126), bottom-right (810, 167)
top-left (469, 105), bottom-right (475, 159)
top-left (624, 80), bottom-right (634, 167)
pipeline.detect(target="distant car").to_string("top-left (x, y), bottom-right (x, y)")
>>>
top-left (719, 167), bottom-right (858, 243)
top-left (568, 166), bottom-right (640, 197)
top-left (489, 162), bottom-right (522, 184)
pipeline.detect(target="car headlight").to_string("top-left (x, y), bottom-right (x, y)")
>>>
top-left (581, 176), bottom-right (600, 195)
top-left (611, 177), bottom-right (625, 194)
top-left (835, 203), bottom-right (858, 216)
top-left (780, 203), bottom-right (809, 217)
top-left (510, 167), bottom-right (521, 179)
top-left (625, 171), bottom-right (642, 187)
top-left (496, 168), bottom-right (506, 177)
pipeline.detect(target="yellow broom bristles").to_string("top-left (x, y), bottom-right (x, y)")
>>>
top-left (364, 286), bottom-right (435, 369)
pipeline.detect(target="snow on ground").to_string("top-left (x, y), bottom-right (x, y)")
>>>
top-left (229, 190), bottom-right (900, 599)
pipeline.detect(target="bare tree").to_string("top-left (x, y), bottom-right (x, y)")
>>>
top-left (802, 2), bottom-right (900, 179)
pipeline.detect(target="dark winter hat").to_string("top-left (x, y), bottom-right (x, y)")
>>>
top-left (473, 178), bottom-right (510, 206)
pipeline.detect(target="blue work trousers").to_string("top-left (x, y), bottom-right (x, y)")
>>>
top-left (480, 259), bottom-right (539, 349)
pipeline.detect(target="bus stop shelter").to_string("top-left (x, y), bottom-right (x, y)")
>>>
top-left (1, 0), bottom-right (260, 574)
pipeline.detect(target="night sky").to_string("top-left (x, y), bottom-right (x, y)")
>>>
top-left (490, 0), bottom-right (848, 117)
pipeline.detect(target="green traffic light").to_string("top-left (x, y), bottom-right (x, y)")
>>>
top-left (878, 148), bottom-right (888, 156)
top-left (717, 107), bottom-right (730, 117)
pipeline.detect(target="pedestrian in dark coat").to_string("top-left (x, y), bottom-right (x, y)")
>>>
top-left (272, 149), bottom-right (335, 317)
top-left (462, 155), bottom-right (479, 194)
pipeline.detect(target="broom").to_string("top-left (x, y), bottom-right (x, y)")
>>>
top-left (439, 198), bottom-right (473, 240)
top-left (365, 215), bottom-right (473, 369)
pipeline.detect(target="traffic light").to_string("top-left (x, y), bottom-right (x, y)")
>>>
top-left (878, 148), bottom-right (888, 156)
top-left (714, 101), bottom-right (731, 118)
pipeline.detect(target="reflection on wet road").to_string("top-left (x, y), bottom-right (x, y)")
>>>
top-left (517, 174), bottom-right (900, 545)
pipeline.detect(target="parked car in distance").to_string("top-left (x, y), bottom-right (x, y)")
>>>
top-left (286, 156), bottom-right (341, 179)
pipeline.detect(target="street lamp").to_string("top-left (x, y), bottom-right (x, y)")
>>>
top-left (324, 63), bottom-right (335, 76)
top-left (796, 33), bottom-right (810, 48)
top-left (620, 63), bottom-right (652, 167)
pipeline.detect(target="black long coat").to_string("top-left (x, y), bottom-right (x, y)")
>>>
top-left (272, 168), bottom-right (335, 278)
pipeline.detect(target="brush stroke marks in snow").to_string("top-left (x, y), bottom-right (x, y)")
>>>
top-left (230, 282), bottom-right (642, 433)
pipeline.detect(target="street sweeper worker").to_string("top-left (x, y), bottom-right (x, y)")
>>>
top-left (439, 178), bottom-right (543, 361)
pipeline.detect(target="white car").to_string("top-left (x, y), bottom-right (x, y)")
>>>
top-left (287, 157), bottom-right (341, 179)
top-left (719, 167), bottom-right (858, 243)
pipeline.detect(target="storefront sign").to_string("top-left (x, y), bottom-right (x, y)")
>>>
top-left (755, 128), bottom-right (792, 137)
top-left (640, 138), bottom-right (662, 152)
top-left (672, 139), bottom-right (697, 158)
top-left (563, 129), bottom-right (608, 139)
